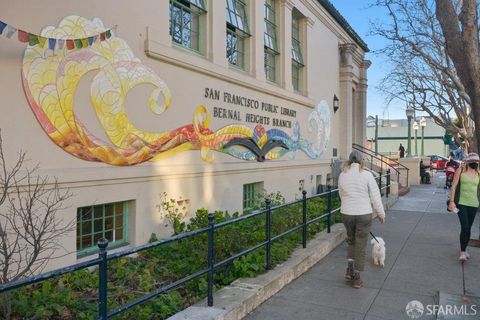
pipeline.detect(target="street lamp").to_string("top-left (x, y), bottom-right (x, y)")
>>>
top-left (367, 115), bottom-right (379, 154)
top-left (405, 106), bottom-right (415, 158)
top-left (413, 121), bottom-right (419, 157)
top-left (420, 117), bottom-right (427, 156)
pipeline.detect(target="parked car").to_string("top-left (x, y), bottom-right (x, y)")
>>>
top-left (428, 155), bottom-right (453, 170)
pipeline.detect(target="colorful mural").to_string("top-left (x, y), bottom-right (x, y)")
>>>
top-left (21, 16), bottom-right (331, 166)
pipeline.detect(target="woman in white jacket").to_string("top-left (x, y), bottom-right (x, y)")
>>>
top-left (338, 150), bottom-right (386, 288)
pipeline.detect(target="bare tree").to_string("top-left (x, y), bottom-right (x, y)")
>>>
top-left (435, 0), bottom-right (480, 153)
top-left (372, 0), bottom-right (477, 150)
top-left (0, 130), bottom-right (74, 319)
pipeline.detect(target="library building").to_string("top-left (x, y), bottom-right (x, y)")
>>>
top-left (0, 0), bottom-right (369, 268)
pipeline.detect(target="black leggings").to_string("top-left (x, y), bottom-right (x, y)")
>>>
top-left (457, 205), bottom-right (478, 251)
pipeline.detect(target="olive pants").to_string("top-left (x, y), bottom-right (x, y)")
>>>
top-left (342, 213), bottom-right (372, 271)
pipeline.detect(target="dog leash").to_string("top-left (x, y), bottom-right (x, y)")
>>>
top-left (370, 232), bottom-right (380, 244)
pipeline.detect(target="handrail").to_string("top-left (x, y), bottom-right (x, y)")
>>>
top-left (352, 143), bottom-right (408, 173)
top-left (0, 174), bottom-right (392, 319)
top-left (352, 143), bottom-right (409, 187)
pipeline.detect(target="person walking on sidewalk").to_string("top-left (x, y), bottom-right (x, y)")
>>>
top-left (399, 143), bottom-right (405, 158)
top-left (338, 150), bottom-right (386, 289)
top-left (448, 152), bottom-right (479, 261)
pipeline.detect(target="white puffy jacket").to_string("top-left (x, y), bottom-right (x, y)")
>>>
top-left (338, 163), bottom-right (386, 217)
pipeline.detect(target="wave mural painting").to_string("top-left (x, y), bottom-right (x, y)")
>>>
top-left (21, 16), bottom-right (331, 166)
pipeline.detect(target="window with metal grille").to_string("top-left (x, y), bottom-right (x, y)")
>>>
top-left (76, 201), bottom-right (128, 256)
top-left (243, 182), bottom-right (263, 211)
top-left (226, 0), bottom-right (250, 69)
top-left (291, 12), bottom-right (304, 91)
top-left (264, 0), bottom-right (279, 82)
top-left (169, 0), bottom-right (206, 52)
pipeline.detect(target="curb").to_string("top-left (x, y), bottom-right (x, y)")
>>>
top-left (168, 224), bottom-right (346, 320)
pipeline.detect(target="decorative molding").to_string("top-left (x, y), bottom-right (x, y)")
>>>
top-left (315, 0), bottom-right (369, 52)
top-left (361, 59), bottom-right (372, 69)
top-left (282, 0), bottom-right (296, 10)
top-left (299, 0), bottom-right (368, 53)
top-left (306, 17), bottom-right (315, 28)
top-left (339, 43), bottom-right (365, 68)
top-left (357, 83), bottom-right (368, 92)
top-left (145, 32), bottom-right (316, 109)
top-left (37, 161), bottom-right (333, 190)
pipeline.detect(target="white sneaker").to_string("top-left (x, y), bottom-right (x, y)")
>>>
top-left (465, 251), bottom-right (470, 259)
top-left (459, 252), bottom-right (467, 261)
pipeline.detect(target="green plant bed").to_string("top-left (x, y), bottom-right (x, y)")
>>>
top-left (8, 196), bottom-right (341, 320)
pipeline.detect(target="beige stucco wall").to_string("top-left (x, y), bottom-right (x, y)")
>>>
top-left (0, 0), bottom-right (368, 269)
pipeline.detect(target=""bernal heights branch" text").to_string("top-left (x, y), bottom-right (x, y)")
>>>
top-left (204, 88), bottom-right (297, 128)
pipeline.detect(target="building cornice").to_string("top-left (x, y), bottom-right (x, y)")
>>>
top-left (315, 0), bottom-right (369, 52)
top-left (282, 0), bottom-right (295, 10)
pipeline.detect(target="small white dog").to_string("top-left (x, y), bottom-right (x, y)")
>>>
top-left (371, 237), bottom-right (386, 267)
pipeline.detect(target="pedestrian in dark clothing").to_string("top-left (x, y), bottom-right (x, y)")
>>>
top-left (399, 144), bottom-right (405, 158)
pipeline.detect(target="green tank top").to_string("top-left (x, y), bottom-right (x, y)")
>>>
top-left (459, 172), bottom-right (480, 207)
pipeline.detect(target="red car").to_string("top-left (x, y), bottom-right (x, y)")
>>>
top-left (428, 155), bottom-right (449, 170)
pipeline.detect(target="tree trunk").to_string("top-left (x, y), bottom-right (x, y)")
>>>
top-left (436, 0), bottom-right (480, 153)
top-left (470, 97), bottom-right (480, 154)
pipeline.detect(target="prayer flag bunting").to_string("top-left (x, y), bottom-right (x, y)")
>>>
top-left (18, 30), bottom-right (29, 43)
top-left (28, 33), bottom-right (39, 46)
top-left (6, 25), bottom-right (17, 38)
top-left (48, 38), bottom-right (56, 50)
top-left (38, 36), bottom-right (47, 48)
top-left (0, 21), bottom-right (7, 35)
top-left (66, 39), bottom-right (74, 50)
top-left (74, 39), bottom-right (83, 48)
top-left (0, 19), bottom-right (113, 50)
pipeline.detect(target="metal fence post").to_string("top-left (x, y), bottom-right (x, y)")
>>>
top-left (370, 154), bottom-right (373, 170)
top-left (265, 198), bottom-right (272, 270)
top-left (386, 169), bottom-right (391, 198)
top-left (207, 213), bottom-right (215, 307)
top-left (327, 185), bottom-right (332, 233)
top-left (302, 190), bottom-right (307, 248)
top-left (378, 169), bottom-right (383, 194)
top-left (98, 238), bottom-right (109, 320)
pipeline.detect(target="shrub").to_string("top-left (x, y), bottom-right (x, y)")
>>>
top-left (8, 192), bottom-right (341, 320)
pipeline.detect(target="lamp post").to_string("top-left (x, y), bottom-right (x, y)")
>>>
top-left (420, 117), bottom-right (426, 156)
top-left (405, 106), bottom-right (415, 158)
top-left (367, 115), bottom-right (379, 153)
top-left (413, 121), bottom-right (419, 157)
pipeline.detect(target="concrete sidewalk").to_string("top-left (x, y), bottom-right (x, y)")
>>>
top-left (246, 173), bottom-right (480, 320)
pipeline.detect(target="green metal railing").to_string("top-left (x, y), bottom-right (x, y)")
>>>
top-left (0, 174), bottom-right (392, 319)
top-left (352, 143), bottom-right (410, 187)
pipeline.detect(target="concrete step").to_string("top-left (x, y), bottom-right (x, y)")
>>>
top-left (398, 185), bottom-right (410, 196)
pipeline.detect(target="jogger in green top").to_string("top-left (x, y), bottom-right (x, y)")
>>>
top-left (448, 152), bottom-right (480, 261)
